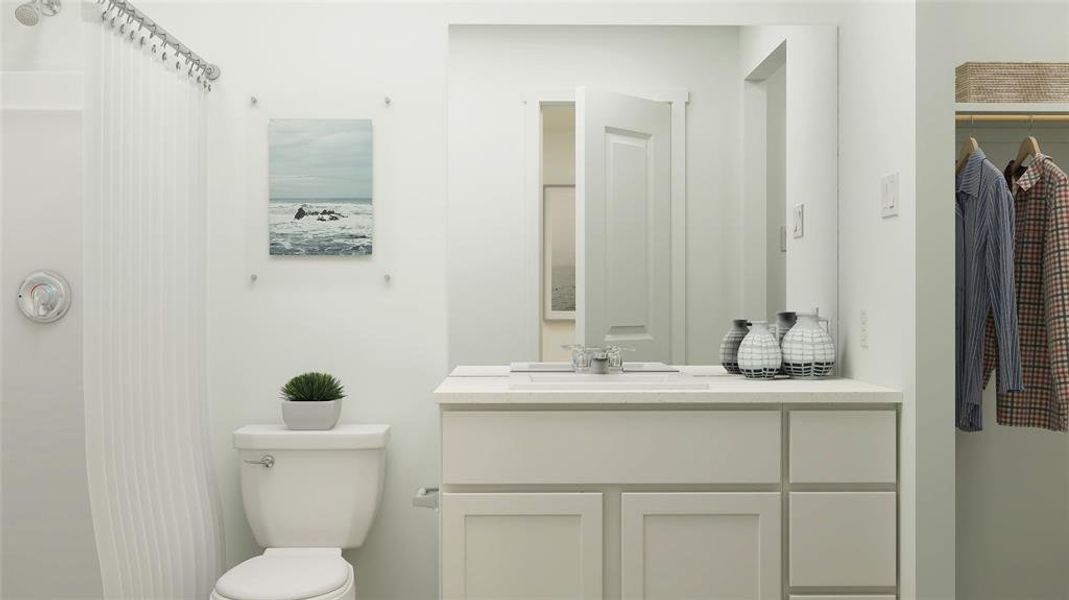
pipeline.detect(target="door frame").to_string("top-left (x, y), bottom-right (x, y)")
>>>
top-left (524, 88), bottom-right (689, 364)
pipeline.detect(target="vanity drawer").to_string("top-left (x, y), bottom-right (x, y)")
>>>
top-left (442, 410), bottom-right (781, 485)
top-left (789, 410), bottom-right (896, 483)
top-left (789, 492), bottom-right (897, 588)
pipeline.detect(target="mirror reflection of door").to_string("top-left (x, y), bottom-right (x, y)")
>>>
top-left (577, 88), bottom-right (673, 362)
top-left (539, 90), bottom-right (675, 363)
top-left (541, 105), bottom-right (577, 361)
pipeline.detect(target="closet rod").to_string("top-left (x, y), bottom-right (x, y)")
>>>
top-left (956, 114), bottom-right (1069, 123)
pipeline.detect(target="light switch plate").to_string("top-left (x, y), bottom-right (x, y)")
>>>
top-left (881, 172), bottom-right (900, 218)
top-left (792, 204), bottom-right (805, 238)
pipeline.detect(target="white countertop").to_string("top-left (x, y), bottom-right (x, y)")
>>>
top-left (435, 365), bottom-right (902, 405)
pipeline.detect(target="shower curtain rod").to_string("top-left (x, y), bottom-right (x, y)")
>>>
top-left (98, 0), bottom-right (221, 84)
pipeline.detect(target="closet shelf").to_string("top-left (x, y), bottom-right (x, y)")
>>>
top-left (957, 103), bottom-right (1069, 122)
top-left (957, 102), bottom-right (1069, 114)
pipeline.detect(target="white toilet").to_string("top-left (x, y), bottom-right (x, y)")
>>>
top-left (211, 424), bottom-right (390, 600)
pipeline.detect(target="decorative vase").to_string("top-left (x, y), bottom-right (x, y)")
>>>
top-left (772, 311), bottom-right (797, 375)
top-left (773, 311), bottom-right (797, 344)
top-left (781, 312), bottom-right (835, 378)
top-left (281, 400), bottom-right (342, 430)
top-left (719, 319), bottom-right (751, 374)
top-left (737, 321), bottom-right (782, 379)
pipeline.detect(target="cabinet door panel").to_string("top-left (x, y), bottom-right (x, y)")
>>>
top-left (621, 493), bottom-right (781, 600)
top-left (790, 492), bottom-right (896, 587)
top-left (441, 493), bottom-right (602, 600)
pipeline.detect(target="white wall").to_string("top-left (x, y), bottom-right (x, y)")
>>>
top-left (765, 64), bottom-right (786, 317)
top-left (917, 4), bottom-right (1069, 599)
top-left (742, 8), bottom-right (920, 597)
top-left (739, 26), bottom-right (838, 342)
top-left (0, 3), bottom-right (104, 597)
top-left (837, 4), bottom-right (922, 591)
top-left (0, 3), bottom-right (923, 599)
top-left (156, 5), bottom-right (922, 599)
top-left (448, 25), bottom-right (743, 367)
top-left (143, 4), bottom-right (451, 598)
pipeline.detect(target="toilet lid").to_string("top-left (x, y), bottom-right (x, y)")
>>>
top-left (215, 550), bottom-right (350, 600)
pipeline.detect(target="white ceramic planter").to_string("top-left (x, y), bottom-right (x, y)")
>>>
top-left (281, 399), bottom-right (342, 430)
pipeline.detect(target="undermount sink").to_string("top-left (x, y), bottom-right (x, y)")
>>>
top-left (508, 371), bottom-right (708, 390)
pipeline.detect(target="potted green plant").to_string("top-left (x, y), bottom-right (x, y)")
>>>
top-left (280, 372), bottom-right (345, 430)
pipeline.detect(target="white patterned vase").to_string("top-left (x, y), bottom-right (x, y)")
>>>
top-left (773, 311), bottom-right (797, 344)
top-left (781, 312), bottom-right (835, 378)
top-left (719, 319), bottom-right (750, 374)
top-left (772, 311), bottom-right (797, 375)
top-left (737, 321), bottom-right (782, 379)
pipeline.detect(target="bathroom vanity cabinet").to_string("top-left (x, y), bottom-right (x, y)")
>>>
top-left (434, 367), bottom-right (901, 600)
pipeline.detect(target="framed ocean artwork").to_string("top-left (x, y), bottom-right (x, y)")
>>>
top-left (268, 119), bottom-right (373, 256)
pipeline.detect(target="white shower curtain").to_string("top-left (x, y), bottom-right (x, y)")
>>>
top-left (83, 9), bottom-right (225, 599)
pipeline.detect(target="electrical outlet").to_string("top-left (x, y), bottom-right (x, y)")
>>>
top-left (792, 204), bottom-right (805, 238)
top-left (881, 173), bottom-right (900, 218)
top-left (860, 308), bottom-right (869, 349)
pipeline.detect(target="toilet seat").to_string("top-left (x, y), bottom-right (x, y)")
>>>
top-left (211, 548), bottom-right (353, 600)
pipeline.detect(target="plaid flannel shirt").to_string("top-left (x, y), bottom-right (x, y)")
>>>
top-left (984, 154), bottom-right (1069, 431)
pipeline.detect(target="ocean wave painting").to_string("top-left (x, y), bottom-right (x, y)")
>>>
top-left (269, 119), bottom-right (373, 256)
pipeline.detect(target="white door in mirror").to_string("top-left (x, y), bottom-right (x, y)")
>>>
top-left (17, 270), bottom-right (71, 323)
top-left (577, 87), bottom-right (672, 360)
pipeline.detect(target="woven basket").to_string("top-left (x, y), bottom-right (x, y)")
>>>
top-left (956, 62), bottom-right (1069, 103)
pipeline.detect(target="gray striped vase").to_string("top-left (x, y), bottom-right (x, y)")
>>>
top-left (719, 319), bottom-right (750, 374)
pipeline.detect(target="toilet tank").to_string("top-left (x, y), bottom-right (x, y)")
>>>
top-left (233, 424), bottom-right (390, 549)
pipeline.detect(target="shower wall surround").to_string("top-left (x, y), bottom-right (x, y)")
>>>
top-left (1, 5), bottom-right (104, 599)
top-left (81, 16), bottom-right (225, 600)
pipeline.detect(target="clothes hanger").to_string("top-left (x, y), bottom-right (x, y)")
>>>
top-left (1015, 116), bottom-right (1042, 168)
top-left (956, 120), bottom-right (980, 175)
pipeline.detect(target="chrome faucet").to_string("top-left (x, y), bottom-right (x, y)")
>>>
top-left (562, 344), bottom-right (635, 373)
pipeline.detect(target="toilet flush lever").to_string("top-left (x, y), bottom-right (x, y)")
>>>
top-left (413, 487), bottom-right (439, 510)
top-left (244, 455), bottom-right (274, 468)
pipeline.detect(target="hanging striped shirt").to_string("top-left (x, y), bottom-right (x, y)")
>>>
top-left (956, 148), bottom-right (1023, 431)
